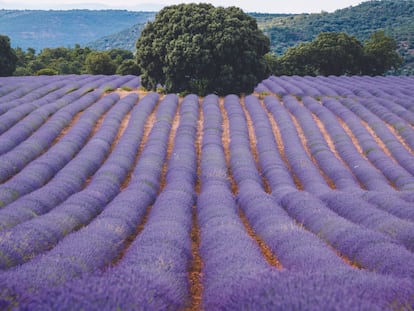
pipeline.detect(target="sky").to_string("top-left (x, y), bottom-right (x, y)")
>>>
top-left (0, 0), bottom-right (365, 14)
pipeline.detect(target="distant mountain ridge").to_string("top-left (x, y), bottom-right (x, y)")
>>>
top-left (0, 9), bottom-right (155, 51)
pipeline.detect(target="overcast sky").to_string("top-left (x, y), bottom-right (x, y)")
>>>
top-left (0, 0), bottom-right (365, 13)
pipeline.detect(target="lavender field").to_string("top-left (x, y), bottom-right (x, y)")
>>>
top-left (0, 74), bottom-right (414, 310)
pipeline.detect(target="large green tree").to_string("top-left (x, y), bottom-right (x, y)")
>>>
top-left (0, 35), bottom-right (18, 76)
top-left (85, 51), bottom-right (117, 75)
top-left (362, 30), bottom-right (402, 75)
top-left (278, 32), bottom-right (364, 76)
top-left (136, 3), bottom-right (270, 95)
top-left (311, 32), bottom-right (363, 75)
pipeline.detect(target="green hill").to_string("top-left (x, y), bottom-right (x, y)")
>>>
top-left (257, 0), bottom-right (414, 74)
top-left (0, 9), bottom-right (155, 51)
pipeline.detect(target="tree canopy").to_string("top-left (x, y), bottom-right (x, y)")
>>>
top-left (11, 45), bottom-right (138, 76)
top-left (0, 35), bottom-right (18, 76)
top-left (136, 3), bottom-right (270, 96)
top-left (275, 31), bottom-right (401, 76)
top-left (85, 51), bottom-right (117, 75)
top-left (362, 30), bottom-right (402, 75)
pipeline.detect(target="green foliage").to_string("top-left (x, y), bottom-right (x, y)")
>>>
top-left (120, 86), bottom-right (132, 91)
top-left (276, 42), bottom-right (317, 76)
top-left (0, 35), bottom-right (18, 76)
top-left (136, 3), bottom-right (270, 96)
top-left (256, 0), bottom-right (414, 74)
top-left (107, 49), bottom-right (134, 66)
top-left (362, 30), bottom-right (403, 75)
top-left (12, 46), bottom-right (134, 76)
top-left (263, 52), bottom-right (280, 76)
top-left (311, 32), bottom-right (364, 75)
top-left (36, 68), bottom-right (58, 75)
top-left (85, 51), bottom-right (117, 75)
top-left (275, 31), bottom-right (398, 76)
top-left (116, 59), bottom-right (141, 76)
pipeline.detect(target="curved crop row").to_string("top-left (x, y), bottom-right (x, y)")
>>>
top-left (0, 74), bottom-right (413, 310)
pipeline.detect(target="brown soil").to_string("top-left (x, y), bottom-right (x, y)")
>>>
top-left (240, 97), bottom-right (272, 194)
top-left (384, 123), bottom-right (414, 156)
top-left (160, 98), bottom-right (181, 190)
top-left (52, 111), bottom-right (83, 145)
top-left (185, 206), bottom-right (204, 311)
top-left (257, 97), bottom-right (304, 190)
top-left (110, 204), bottom-right (153, 266)
top-left (120, 97), bottom-right (159, 190)
top-left (218, 98), bottom-right (238, 194)
top-left (239, 208), bottom-right (283, 270)
top-left (309, 109), bottom-right (366, 189)
top-left (360, 119), bottom-right (397, 163)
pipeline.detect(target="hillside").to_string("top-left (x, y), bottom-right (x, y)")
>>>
top-left (0, 74), bottom-right (414, 309)
top-left (0, 9), bottom-right (155, 51)
top-left (86, 23), bottom-right (148, 51)
top-left (1, 0), bottom-right (414, 73)
top-left (259, 0), bottom-right (414, 73)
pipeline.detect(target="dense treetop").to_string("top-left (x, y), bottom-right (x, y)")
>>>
top-left (9, 45), bottom-right (138, 76)
top-left (272, 31), bottom-right (402, 76)
top-left (0, 35), bottom-right (17, 76)
top-left (136, 3), bottom-right (270, 96)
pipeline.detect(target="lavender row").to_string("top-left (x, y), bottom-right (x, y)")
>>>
top-left (0, 80), bottom-right (63, 129)
top-left (0, 92), bottom-right (123, 229)
top-left (0, 93), bottom-right (170, 304)
top-left (0, 77), bottom-right (115, 182)
top-left (0, 93), bottom-right (160, 302)
top-left (259, 76), bottom-right (414, 100)
top-left (0, 91), bottom-right (115, 208)
top-left (323, 97), bottom-right (414, 191)
top-left (319, 190), bottom-right (414, 252)
top-left (227, 95), bottom-right (351, 272)
top-left (357, 96), bottom-right (414, 153)
top-left (224, 95), bottom-right (264, 187)
top-left (375, 94), bottom-right (414, 125)
top-left (300, 76), bottom-right (351, 96)
top-left (279, 76), bottom-right (322, 97)
top-left (283, 95), bottom-right (360, 191)
top-left (118, 75), bottom-right (141, 89)
top-left (205, 93), bottom-right (414, 309)
top-left (264, 96), bottom-right (414, 239)
top-left (302, 97), bottom-right (414, 221)
top-left (0, 78), bottom-right (96, 155)
top-left (217, 266), bottom-right (414, 310)
top-left (3, 94), bottom-right (188, 310)
top-left (302, 96), bottom-right (394, 191)
top-left (198, 94), bottom-right (273, 310)
top-left (0, 94), bottom-right (139, 268)
top-left (264, 96), bottom-right (331, 195)
top-left (279, 189), bottom-right (414, 279)
top-left (94, 74), bottom-right (140, 93)
top-left (243, 95), bottom-right (296, 192)
top-left (0, 76), bottom-right (72, 116)
top-left (0, 75), bottom-right (102, 132)
top-left (0, 77), bottom-right (31, 98)
top-left (231, 192), bottom-right (414, 308)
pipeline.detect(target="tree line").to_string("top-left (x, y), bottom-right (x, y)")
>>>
top-left (266, 30), bottom-right (402, 76)
top-left (0, 35), bottom-right (140, 77)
